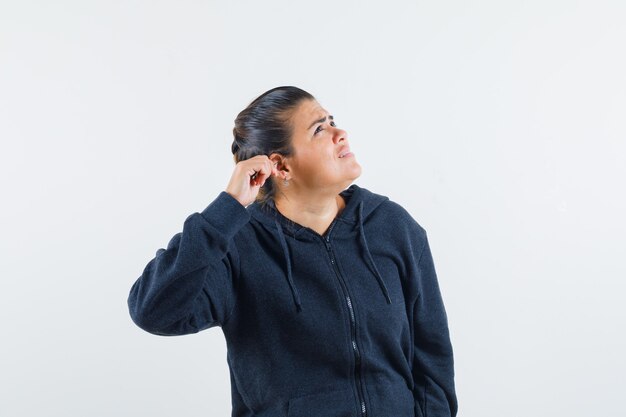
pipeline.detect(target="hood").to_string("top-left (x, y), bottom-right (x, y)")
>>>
top-left (247, 183), bottom-right (391, 313)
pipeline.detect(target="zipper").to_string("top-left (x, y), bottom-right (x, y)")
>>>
top-left (320, 220), bottom-right (368, 417)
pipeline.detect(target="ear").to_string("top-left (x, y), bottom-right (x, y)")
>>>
top-left (269, 153), bottom-right (290, 179)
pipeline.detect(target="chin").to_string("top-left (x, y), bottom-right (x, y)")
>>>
top-left (348, 163), bottom-right (362, 180)
top-left (341, 170), bottom-right (361, 189)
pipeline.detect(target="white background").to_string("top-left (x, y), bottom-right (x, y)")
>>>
top-left (1, 1), bottom-right (625, 416)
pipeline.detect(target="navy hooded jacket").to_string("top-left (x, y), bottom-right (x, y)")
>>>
top-left (127, 183), bottom-right (457, 417)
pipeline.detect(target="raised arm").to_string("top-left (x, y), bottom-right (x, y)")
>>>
top-left (127, 191), bottom-right (250, 336)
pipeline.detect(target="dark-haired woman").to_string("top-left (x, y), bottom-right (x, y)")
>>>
top-left (128, 86), bottom-right (458, 417)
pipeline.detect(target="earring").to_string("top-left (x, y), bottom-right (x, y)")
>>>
top-left (283, 178), bottom-right (289, 186)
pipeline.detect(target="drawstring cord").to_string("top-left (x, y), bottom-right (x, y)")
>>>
top-left (357, 201), bottom-right (392, 304)
top-left (273, 200), bottom-right (392, 313)
top-left (274, 218), bottom-right (303, 312)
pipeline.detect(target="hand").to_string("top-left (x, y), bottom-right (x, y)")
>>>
top-left (225, 155), bottom-right (280, 207)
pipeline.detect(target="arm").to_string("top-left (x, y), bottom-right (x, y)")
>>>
top-left (412, 231), bottom-right (458, 417)
top-left (127, 191), bottom-right (250, 336)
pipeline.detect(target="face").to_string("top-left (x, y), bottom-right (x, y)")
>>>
top-left (272, 99), bottom-right (361, 192)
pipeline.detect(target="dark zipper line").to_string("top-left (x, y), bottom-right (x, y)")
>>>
top-left (320, 219), bottom-right (368, 417)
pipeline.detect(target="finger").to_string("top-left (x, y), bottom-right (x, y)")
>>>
top-left (263, 160), bottom-right (273, 177)
top-left (262, 160), bottom-right (276, 184)
top-left (253, 165), bottom-right (267, 185)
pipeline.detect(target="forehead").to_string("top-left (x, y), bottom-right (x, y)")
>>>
top-left (294, 99), bottom-right (328, 125)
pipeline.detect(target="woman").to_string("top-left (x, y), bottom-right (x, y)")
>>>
top-left (127, 86), bottom-right (458, 417)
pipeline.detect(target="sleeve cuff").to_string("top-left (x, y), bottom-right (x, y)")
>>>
top-left (199, 191), bottom-right (251, 240)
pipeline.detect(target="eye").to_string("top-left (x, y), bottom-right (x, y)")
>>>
top-left (314, 121), bottom-right (337, 135)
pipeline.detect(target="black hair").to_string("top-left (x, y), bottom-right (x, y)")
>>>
top-left (231, 86), bottom-right (315, 207)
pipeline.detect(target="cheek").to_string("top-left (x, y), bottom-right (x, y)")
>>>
top-left (291, 151), bottom-right (319, 174)
top-left (293, 144), bottom-right (337, 175)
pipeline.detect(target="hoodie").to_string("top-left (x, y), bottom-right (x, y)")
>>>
top-left (127, 183), bottom-right (457, 417)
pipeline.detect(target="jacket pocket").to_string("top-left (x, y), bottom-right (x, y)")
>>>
top-left (366, 381), bottom-right (415, 417)
top-left (414, 399), bottom-right (425, 417)
top-left (287, 387), bottom-right (356, 417)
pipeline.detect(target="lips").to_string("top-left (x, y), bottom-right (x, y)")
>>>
top-left (338, 147), bottom-right (351, 158)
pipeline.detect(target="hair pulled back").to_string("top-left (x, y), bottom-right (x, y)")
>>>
top-left (231, 86), bottom-right (315, 206)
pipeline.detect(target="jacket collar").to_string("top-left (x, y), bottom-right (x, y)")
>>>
top-left (247, 184), bottom-right (387, 238)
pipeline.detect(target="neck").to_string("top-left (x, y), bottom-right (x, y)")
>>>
top-left (273, 184), bottom-right (348, 236)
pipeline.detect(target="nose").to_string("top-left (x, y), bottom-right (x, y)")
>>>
top-left (333, 127), bottom-right (348, 144)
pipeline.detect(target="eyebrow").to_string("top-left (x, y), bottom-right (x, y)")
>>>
top-left (308, 115), bottom-right (334, 130)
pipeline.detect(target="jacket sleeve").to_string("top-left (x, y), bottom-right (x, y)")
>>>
top-left (411, 230), bottom-right (458, 417)
top-left (127, 191), bottom-right (250, 336)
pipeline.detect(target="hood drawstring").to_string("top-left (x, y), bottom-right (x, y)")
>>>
top-left (272, 200), bottom-right (391, 314)
top-left (357, 201), bottom-right (393, 305)
top-left (274, 218), bottom-right (303, 313)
